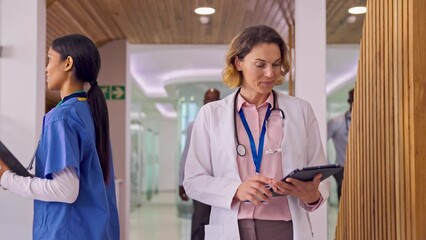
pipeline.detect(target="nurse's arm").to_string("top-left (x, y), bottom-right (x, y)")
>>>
top-left (0, 166), bottom-right (79, 203)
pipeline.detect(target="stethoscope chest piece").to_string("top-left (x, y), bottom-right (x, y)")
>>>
top-left (236, 144), bottom-right (246, 157)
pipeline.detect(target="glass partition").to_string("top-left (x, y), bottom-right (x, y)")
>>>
top-left (130, 120), bottom-right (144, 209)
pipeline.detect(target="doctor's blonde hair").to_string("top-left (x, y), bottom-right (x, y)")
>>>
top-left (223, 25), bottom-right (291, 88)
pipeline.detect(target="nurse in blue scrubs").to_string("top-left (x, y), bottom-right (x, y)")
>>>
top-left (0, 34), bottom-right (120, 240)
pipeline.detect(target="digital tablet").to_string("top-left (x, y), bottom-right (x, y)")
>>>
top-left (282, 164), bottom-right (343, 182)
top-left (270, 164), bottom-right (342, 197)
top-left (0, 141), bottom-right (32, 177)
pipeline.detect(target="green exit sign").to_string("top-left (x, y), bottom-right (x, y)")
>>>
top-left (100, 86), bottom-right (110, 100)
top-left (99, 85), bottom-right (125, 100)
top-left (111, 85), bottom-right (125, 100)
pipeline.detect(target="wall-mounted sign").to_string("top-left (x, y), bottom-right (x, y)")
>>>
top-left (100, 86), bottom-right (111, 100)
top-left (111, 85), bottom-right (125, 100)
top-left (100, 85), bottom-right (125, 100)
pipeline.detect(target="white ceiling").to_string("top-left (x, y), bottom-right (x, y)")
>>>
top-left (128, 44), bottom-right (360, 118)
top-left (326, 44), bottom-right (360, 95)
top-left (128, 44), bottom-right (228, 98)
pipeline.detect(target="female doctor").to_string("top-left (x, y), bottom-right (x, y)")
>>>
top-left (0, 34), bottom-right (119, 240)
top-left (183, 25), bottom-right (329, 240)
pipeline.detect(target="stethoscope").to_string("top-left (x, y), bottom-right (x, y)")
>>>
top-left (234, 88), bottom-right (285, 158)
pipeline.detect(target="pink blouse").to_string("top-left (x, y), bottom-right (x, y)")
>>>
top-left (236, 92), bottom-right (321, 221)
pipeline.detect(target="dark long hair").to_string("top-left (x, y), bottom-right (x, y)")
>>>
top-left (51, 34), bottom-right (111, 183)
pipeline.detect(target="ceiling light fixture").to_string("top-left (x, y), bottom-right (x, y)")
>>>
top-left (195, 0), bottom-right (215, 15)
top-left (195, 7), bottom-right (215, 15)
top-left (199, 16), bottom-right (210, 24)
top-left (346, 15), bottom-right (357, 23)
top-left (348, 6), bottom-right (367, 14)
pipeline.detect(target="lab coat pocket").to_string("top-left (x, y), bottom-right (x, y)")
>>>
top-left (205, 224), bottom-right (224, 240)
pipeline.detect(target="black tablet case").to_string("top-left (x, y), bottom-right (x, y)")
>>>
top-left (282, 164), bottom-right (343, 182)
top-left (271, 164), bottom-right (343, 197)
top-left (0, 141), bottom-right (32, 177)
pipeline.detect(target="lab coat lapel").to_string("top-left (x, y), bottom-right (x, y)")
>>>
top-left (277, 93), bottom-right (306, 174)
top-left (222, 90), bottom-right (241, 181)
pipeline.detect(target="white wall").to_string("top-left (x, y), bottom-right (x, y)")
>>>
top-left (157, 117), bottom-right (178, 191)
top-left (0, 0), bottom-right (45, 238)
top-left (295, 1), bottom-right (328, 240)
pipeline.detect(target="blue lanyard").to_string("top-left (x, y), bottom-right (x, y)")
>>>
top-left (238, 104), bottom-right (271, 173)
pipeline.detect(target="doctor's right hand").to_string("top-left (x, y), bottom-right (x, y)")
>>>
top-left (234, 175), bottom-right (273, 206)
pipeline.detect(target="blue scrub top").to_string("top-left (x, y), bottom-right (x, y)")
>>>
top-left (33, 94), bottom-right (120, 240)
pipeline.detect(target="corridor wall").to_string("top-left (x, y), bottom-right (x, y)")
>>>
top-left (336, 0), bottom-right (426, 239)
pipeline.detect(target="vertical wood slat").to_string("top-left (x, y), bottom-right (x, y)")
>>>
top-left (364, 3), bottom-right (370, 237)
top-left (383, 1), bottom-right (389, 239)
top-left (393, 0), bottom-right (400, 238)
top-left (336, 0), bottom-right (426, 239)
top-left (372, 1), bottom-right (378, 238)
top-left (412, 0), bottom-right (426, 238)
top-left (377, 0), bottom-right (383, 238)
top-left (395, 0), bottom-right (403, 238)
top-left (385, 1), bottom-right (395, 238)
top-left (380, 2), bottom-right (389, 236)
top-left (403, 0), bottom-right (411, 239)
top-left (360, 15), bottom-right (366, 240)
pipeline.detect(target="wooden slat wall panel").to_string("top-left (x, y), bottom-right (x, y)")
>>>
top-left (335, 0), bottom-right (426, 239)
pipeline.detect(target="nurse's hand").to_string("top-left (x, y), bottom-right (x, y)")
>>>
top-left (0, 158), bottom-right (10, 179)
top-left (234, 175), bottom-right (273, 206)
top-left (271, 173), bottom-right (322, 204)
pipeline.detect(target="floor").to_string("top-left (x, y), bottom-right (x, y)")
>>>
top-left (130, 184), bottom-right (340, 240)
top-left (129, 192), bottom-right (191, 240)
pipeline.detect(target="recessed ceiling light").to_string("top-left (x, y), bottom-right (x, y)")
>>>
top-left (347, 15), bottom-right (357, 23)
top-left (195, 7), bottom-right (215, 15)
top-left (199, 16), bottom-right (210, 24)
top-left (348, 6), bottom-right (367, 14)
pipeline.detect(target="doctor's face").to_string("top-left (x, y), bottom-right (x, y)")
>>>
top-left (45, 48), bottom-right (68, 91)
top-left (235, 43), bottom-right (282, 96)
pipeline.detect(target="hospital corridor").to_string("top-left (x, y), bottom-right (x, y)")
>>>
top-left (0, 0), bottom-right (352, 240)
top-left (2, 0), bottom-right (426, 240)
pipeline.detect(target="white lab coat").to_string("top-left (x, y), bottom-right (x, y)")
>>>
top-left (183, 90), bottom-right (329, 240)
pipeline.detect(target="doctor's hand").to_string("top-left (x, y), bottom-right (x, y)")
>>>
top-left (234, 175), bottom-right (273, 206)
top-left (0, 158), bottom-right (10, 179)
top-left (271, 173), bottom-right (322, 205)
